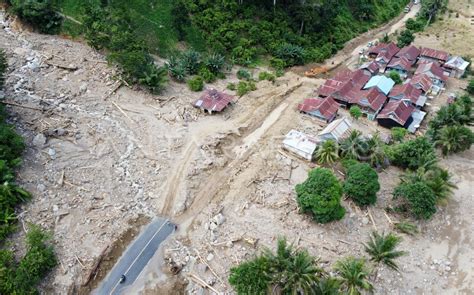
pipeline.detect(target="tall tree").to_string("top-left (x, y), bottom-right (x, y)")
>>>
top-left (334, 257), bottom-right (373, 295)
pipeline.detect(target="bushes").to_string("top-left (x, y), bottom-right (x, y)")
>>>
top-left (236, 81), bottom-right (256, 96)
top-left (10, 0), bottom-right (62, 34)
top-left (397, 30), bottom-right (415, 47)
top-left (181, 49), bottom-right (202, 75)
top-left (295, 168), bottom-right (345, 223)
top-left (205, 53), bottom-right (226, 74)
top-left (166, 52), bottom-right (226, 84)
top-left (405, 18), bottom-right (425, 32)
top-left (343, 163), bottom-right (380, 207)
top-left (237, 69), bottom-right (251, 80)
top-left (274, 44), bottom-right (306, 68)
top-left (187, 76), bottom-right (204, 92)
top-left (389, 71), bottom-right (402, 84)
top-left (393, 181), bottom-right (437, 220)
top-left (228, 256), bottom-right (271, 295)
top-left (349, 106), bottom-right (362, 119)
top-left (467, 79), bottom-right (474, 95)
top-left (435, 125), bottom-right (474, 156)
top-left (258, 71), bottom-right (275, 82)
top-left (391, 127), bottom-right (407, 143)
top-left (389, 137), bottom-right (436, 170)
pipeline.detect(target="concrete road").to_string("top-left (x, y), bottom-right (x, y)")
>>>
top-left (94, 218), bottom-right (175, 295)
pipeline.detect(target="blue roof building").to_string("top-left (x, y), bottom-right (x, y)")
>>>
top-left (363, 75), bottom-right (395, 95)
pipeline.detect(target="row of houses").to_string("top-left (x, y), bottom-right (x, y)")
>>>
top-left (298, 44), bottom-right (469, 133)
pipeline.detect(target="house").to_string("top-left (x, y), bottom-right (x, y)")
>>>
top-left (320, 69), bottom-right (371, 107)
top-left (386, 57), bottom-right (412, 78)
top-left (395, 45), bottom-right (420, 63)
top-left (415, 62), bottom-right (448, 88)
top-left (443, 56), bottom-right (470, 78)
top-left (298, 97), bottom-right (340, 123)
top-left (359, 61), bottom-right (380, 76)
top-left (377, 100), bottom-right (414, 129)
top-left (388, 83), bottom-right (425, 108)
top-left (318, 117), bottom-right (352, 142)
top-left (408, 74), bottom-right (433, 94)
top-left (282, 130), bottom-right (318, 161)
top-left (193, 89), bottom-right (234, 113)
top-left (363, 75), bottom-right (395, 95)
top-left (368, 42), bottom-right (400, 60)
top-left (353, 88), bottom-right (388, 120)
top-left (419, 47), bottom-right (449, 64)
top-left (407, 109), bottom-right (427, 133)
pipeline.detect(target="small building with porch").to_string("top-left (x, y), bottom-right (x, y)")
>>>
top-left (193, 89), bottom-right (234, 114)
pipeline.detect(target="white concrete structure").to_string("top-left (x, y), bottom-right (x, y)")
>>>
top-left (318, 117), bottom-right (352, 142)
top-left (282, 130), bottom-right (318, 161)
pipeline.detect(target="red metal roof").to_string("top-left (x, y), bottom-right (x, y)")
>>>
top-left (420, 47), bottom-right (449, 62)
top-left (355, 88), bottom-right (387, 112)
top-left (318, 69), bottom-right (370, 99)
top-left (409, 74), bottom-right (433, 93)
top-left (387, 57), bottom-right (412, 71)
top-left (377, 100), bottom-right (414, 125)
top-left (395, 45), bottom-right (420, 62)
top-left (415, 62), bottom-right (448, 82)
top-left (360, 61), bottom-right (380, 74)
top-left (193, 89), bottom-right (234, 112)
top-left (389, 83), bottom-right (423, 104)
top-left (371, 42), bottom-right (400, 60)
top-left (298, 97), bottom-right (339, 120)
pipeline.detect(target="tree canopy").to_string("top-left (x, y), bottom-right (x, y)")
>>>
top-left (343, 163), bottom-right (380, 207)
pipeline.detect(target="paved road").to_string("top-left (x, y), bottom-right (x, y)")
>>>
top-left (94, 218), bottom-right (176, 295)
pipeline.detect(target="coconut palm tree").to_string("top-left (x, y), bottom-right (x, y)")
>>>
top-left (339, 130), bottom-right (367, 160)
top-left (314, 140), bottom-right (339, 165)
top-left (312, 276), bottom-right (342, 295)
top-left (334, 256), bottom-right (373, 295)
top-left (363, 232), bottom-right (406, 272)
top-left (265, 238), bottom-right (323, 294)
top-left (365, 133), bottom-right (388, 168)
top-left (435, 125), bottom-right (473, 156)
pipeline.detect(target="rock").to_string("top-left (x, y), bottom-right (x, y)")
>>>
top-left (212, 213), bottom-right (226, 225)
top-left (52, 205), bottom-right (59, 212)
top-left (362, 217), bottom-right (369, 225)
top-left (206, 253), bottom-right (214, 262)
top-left (37, 183), bottom-right (46, 192)
top-left (209, 222), bottom-right (218, 231)
top-left (79, 83), bottom-right (88, 94)
top-left (33, 133), bottom-right (47, 147)
top-left (48, 148), bottom-right (57, 159)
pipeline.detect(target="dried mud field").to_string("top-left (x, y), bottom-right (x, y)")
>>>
top-left (0, 2), bottom-right (473, 295)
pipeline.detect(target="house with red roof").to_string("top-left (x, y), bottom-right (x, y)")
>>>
top-left (377, 100), bottom-right (415, 129)
top-left (369, 42), bottom-right (400, 67)
top-left (298, 96), bottom-right (340, 123)
top-left (408, 74), bottom-right (433, 94)
top-left (317, 69), bottom-right (370, 106)
top-left (353, 88), bottom-right (388, 120)
top-left (415, 62), bottom-right (448, 87)
top-left (193, 89), bottom-right (234, 114)
top-left (359, 61), bottom-right (380, 76)
top-left (386, 57), bottom-right (412, 78)
top-left (419, 47), bottom-right (449, 65)
top-left (388, 83), bottom-right (425, 108)
top-left (395, 45), bottom-right (420, 63)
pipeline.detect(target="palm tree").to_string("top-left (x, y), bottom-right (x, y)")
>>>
top-left (339, 130), bottom-right (367, 160)
top-left (435, 125), bottom-right (473, 156)
top-left (312, 276), bottom-right (342, 295)
top-left (265, 238), bottom-right (323, 294)
top-left (365, 133), bottom-right (388, 168)
top-left (314, 140), bottom-right (339, 165)
top-left (334, 256), bottom-right (373, 295)
top-left (363, 232), bottom-right (406, 271)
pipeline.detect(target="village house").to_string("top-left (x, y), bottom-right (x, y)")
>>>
top-left (443, 56), bottom-right (470, 78)
top-left (318, 69), bottom-right (370, 99)
top-left (318, 117), bottom-right (352, 142)
top-left (193, 89), bottom-right (234, 114)
top-left (419, 47), bottom-right (449, 65)
top-left (388, 83), bottom-right (426, 108)
top-left (353, 88), bottom-right (388, 120)
top-left (368, 42), bottom-right (400, 60)
top-left (298, 96), bottom-right (340, 123)
top-left (395, 45), bottom-right (420, 64)
top-left (282, 130), bottom-right (318, 161)
top-left (363, 75), bottom-right (395, 95)
top-left (359, 61), bottom-right (380, 76)
top-left (408, 73), bottom-right (433, 94)
top-left (377, 100), bottom-right (414, 129)
top-left (386, 57), bottom-right (412, 78)
top-left (415, 61), bottom-right (448, 89)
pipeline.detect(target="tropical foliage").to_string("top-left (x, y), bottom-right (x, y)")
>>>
top-left (388, 136), bottom-right (436, 170)
top-left (295, 168), bottom-right (345, 223)
top-left (393, 181), bottom-right (437, 220)
top-left (435, 125), bottom-right (474, 156)
top-left (349, 106), bottom-right (362, 120)
top-left (9, 0), bottom-right (62, 34)
top-left (391, 127), bottom-right (407, 143)
top-left (334, 257), bottom-right (373, 295)
top-left (343, 163), bottom-right (380, 207)
top-left (389, 71), bottom-right (402, 84)
top-left (396, 29), bottom-right (415, 48)
top-left (313, 140), bottom-right (339, 165)
top-left (364, 232), bottom-right (406, 271)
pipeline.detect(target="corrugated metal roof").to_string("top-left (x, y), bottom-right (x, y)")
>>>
top-left (298, 97), bottom-right (339, 120)
top-left (420, 47), bottom-right (449, 62)
top-left (364, 75), bottom-right (395, 95)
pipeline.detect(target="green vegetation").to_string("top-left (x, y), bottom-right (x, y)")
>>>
top-left (343, 163), bottom-right (380, 207)
top-left (391, 127), bottom-right (407, 143)
top-left (389, 71), bottom-right (402, 84)
top-left (295, 168), bottom-right (345, 223)
top-left (334, 257), bottom-right (373, 295)
top-left (349, 106), bottom-right (362, 120)
top-left (187, 76), bottom-right (204, 92)
top-left (435, 125), bottom-right (474, 156)
top-left (236, 80), bottom-right (256, 97)
top-left (258, 71), bottom-right (276, 82)
top-left (405, 18), bottom-right (425, 32)
top-left (237, 69), bottom-right (252, 81)
top-left (340, 130), bottom-right (366, 160)
top-left (364, 232), bottom-right (406, 271)
top-left (394, 221), bottom-right (419, 235)
top-left (388, 136), bottom-right (436, 170)
top-left (393, 181), bottom-right (437, 219)
top-left (396, 29), bottom-right (415, 48)
top-left (9, 0), bottom-right (62, 34)
top-left (313, 140), bottom-right (339, 165)
top-left (467, 79), bottom-right (474, 95)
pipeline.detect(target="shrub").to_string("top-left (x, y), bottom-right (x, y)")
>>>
top-left (187, 76), bottom-right (204, 92)
top-left (343, 163), bottom-right (380, 207)
top-left (258, 71), bottom-right (276, 82)
top-left (198, 68), bottom-right (216, 83)
top-left (397, 30), bottom-right (415, 47)
top-left (10, 0), bottom-right (62, 34)
top-left (229, 256), bottom-right (271, 295)
top-left (236, 81), bottom-right (256, 96)
top-left (391, 127), bottom-right (407, 143)
top-left (295, 168), bottom-right (345, 223)
top-left (405, 18), bottom-right (425, 32)
top-left (349, 106), bottom-right (362, 119)
top-left (181, 49), bottom-right (201, 75)
top-left (389, 71), bottom-right (402, 84)
top-left (270, 58), bottom-right (286, 71)
top-left (389, 137), bottom-right (436, 170)
top-left (205, 53), bottom-right (226, 74)
top-left (393, 181), bottom-right (437, 220)
top-left (274, 44), bottom-right (305, 67)
top-left (435, 125), bottom-right (474, 156)
top-left (467, 79), bottom-right (474, 95)
top-left (394, 221), bottom-right (419, 235)
top-left (237, 69), bottom-right (252, 80)
top-left (227, 83), bottom-right (236, 91)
